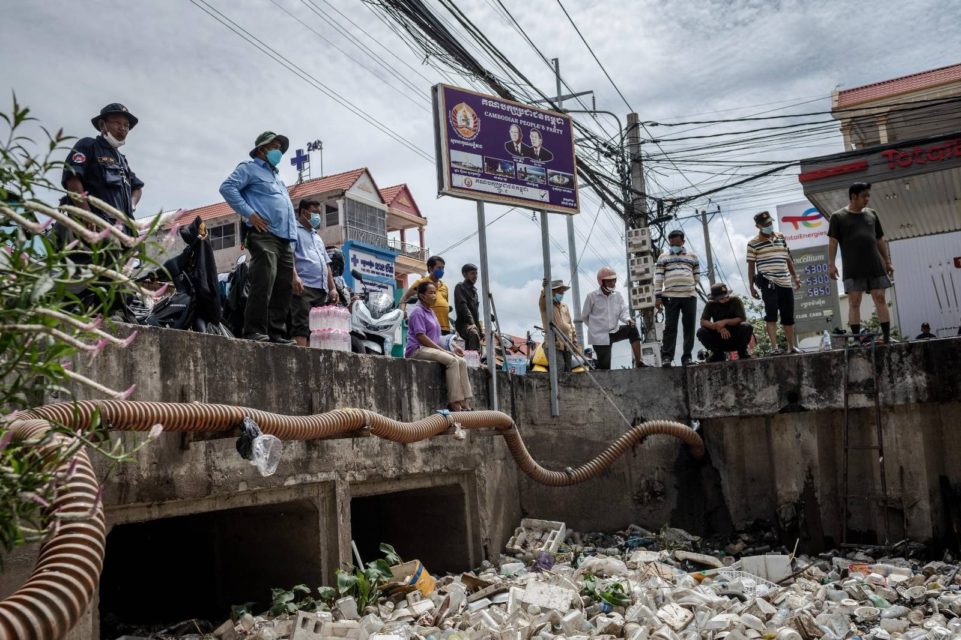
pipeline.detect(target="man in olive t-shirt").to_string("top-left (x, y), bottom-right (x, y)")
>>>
top-left (827, 182), bottom-right (895, 343)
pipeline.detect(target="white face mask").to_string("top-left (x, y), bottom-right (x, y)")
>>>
top-left (103, 131), bottom-right (126, 148)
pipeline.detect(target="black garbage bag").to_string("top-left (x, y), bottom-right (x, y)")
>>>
top-left (178, 216), bottom-right (222, 324)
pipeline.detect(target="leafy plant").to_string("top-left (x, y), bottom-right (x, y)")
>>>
top-left (581, 572), bottom-right (631, 607)
top-left (379, 542), bottom-right (401, 566)
top-left (254, 544), bottom-right (402, 620)
top-left (0, 94), bottom-right (166, 563)
top-left (269, 584), bottom-right (321, 616)
top-left (335, 558), bottom-right (393, 612)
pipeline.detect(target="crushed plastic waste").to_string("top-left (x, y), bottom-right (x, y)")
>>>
top-left (138, 522), bottom-right (961, 640)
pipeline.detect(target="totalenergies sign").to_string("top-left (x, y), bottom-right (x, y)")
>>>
top-left (880, 138), bottom-right (961, 170)
top-left (775, 200), bottom-right (828, 250)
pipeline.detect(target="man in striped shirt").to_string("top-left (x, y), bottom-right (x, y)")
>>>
top-left (654, 230), bottom-right (701, 367)
top-left (747, 211), bottom-right (800, 354)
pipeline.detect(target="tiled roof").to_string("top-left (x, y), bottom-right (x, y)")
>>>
top-left (837, 63), bottom-right (961, 108)
top-left (379, 184), bottom-right (405, 205)
top-left (172, 167), bottom-right (370, 226)
top-left (379, 183), bottom-right (424, 219)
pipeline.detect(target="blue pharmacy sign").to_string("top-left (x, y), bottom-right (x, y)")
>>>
top-left (342, 240), bottom-right (397, 300)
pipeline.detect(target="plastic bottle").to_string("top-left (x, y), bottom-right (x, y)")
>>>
top-left (339, 307), bottom-right (351, 332)
top-left (820, 329), bottom-right (832, 351)
top-left (309, 307), bottom-right (323, 332)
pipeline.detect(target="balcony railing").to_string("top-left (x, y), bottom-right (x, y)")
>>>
top-left (344, 226), bottom-right (389, 250)
top-left (388, 238), bottom-right (428, 262)
top-left (343, 226), bottom-right (427, 262)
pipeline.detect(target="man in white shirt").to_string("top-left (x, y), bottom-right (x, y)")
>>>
top-left (581, 266), bottom-right (643, 369)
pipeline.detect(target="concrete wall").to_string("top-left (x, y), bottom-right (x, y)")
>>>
top-left (508, 338), bottom-right (961, 551)
top-left (0, 326), bottom-right (521, 639)
top-left (3, 327), bottom-right (960, 638)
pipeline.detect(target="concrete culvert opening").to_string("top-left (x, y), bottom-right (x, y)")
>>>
top-left (351, 484), bottom-right (470, 575)
top-left (99, 500), bottom-right (321, 635)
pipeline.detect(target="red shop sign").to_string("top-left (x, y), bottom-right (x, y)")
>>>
top-left (880, 138), bottom-right (961, 170)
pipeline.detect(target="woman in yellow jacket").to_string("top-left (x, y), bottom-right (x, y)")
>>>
top-left (538, 279), bottom-right (578, 372)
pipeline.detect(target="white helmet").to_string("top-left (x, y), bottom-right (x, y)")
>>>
top-left (596, 266), bottom-right (617, 285)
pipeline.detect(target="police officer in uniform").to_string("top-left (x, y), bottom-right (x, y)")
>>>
top-left (61, 103), bottom-right (144, 226)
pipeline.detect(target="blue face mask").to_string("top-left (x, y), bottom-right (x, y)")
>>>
top-left (761, 225), bottom-right (774, 235)
top-left (553, 293), bottom-right (564, 303)
top-left (309, 213), bottom-right (322, 229)
top-left (432, 268), bottom-right (445, 279)
top-left (669, 245), bottom-right (684, 254)
top-left (265, 148), bottom-right (283, 167)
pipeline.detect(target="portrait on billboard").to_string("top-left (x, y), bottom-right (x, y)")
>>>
top-left (433, 84), bottom-right (579, 214)
top-left (525, 128), bottom-right (553, 162)
top-left (504, 124), bottom-right (532, 158)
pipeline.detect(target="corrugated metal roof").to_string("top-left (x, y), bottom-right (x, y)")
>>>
top-left (806, 167), bottom-right (961, 241)
top-left (837, 62), bottom-right (961, 108)
top-left (888, 231), bottom-right (961, 337)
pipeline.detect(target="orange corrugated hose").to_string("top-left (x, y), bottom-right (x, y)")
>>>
top-left (1, 401), bottom-right (702, 639)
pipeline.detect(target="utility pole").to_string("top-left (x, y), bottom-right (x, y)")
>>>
top-left (700, 209), bottom-right (716, 286)
top-left (551, 57), bottom-right (586, 346)
top-left (626, 113), bottom-right (656, 341)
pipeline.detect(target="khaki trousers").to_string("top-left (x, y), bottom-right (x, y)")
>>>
top-left (410, 347), bottom-right (473, 405)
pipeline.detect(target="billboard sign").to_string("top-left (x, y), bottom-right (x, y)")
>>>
top-left (341, 240), bottom-right (396, 295)
top-left (792, 245), bottom-right (842, 335)
top-left (433, 84), bottom-right (580, 214)
top-left (776, 200), bottom-right (828, 250)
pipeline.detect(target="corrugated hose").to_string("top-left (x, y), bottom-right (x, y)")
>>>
top-left (1, 400), bottom-right (703, 639)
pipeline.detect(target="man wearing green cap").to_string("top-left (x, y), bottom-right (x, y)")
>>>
top-left (219, 131), bottom-right (298, 343)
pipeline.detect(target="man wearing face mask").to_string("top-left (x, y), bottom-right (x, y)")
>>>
top-left (654, 230), bottom-right (701, 367)
top-left (747, 211), bottom-right (800, 354)
top-left (289, 199), bottom-right (338, 347)
top-left (400, 255), bottom-right (451, 334)
top-left (539, 279), bottom-right (577, 372)
top-left (219, 131), bottom-right (298, 344)
top-left (582, 266), bottom-right (643, 370)
top-left (61, 103), bottom-right (143, 225)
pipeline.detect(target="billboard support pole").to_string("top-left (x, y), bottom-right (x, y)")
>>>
top-left (566, 215), bottom-right (584, 346)
top-left (476, 201), bottom-right (497, 411)
top-left (540, 210), bottom-right (560, 417)
top-left (550, 58), bottom-right (585, 346)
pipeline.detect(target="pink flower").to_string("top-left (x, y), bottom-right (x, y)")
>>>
top-left (147, 424), bottom-right (164, 440)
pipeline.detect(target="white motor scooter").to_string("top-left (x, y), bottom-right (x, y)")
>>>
top-left (350, 269), bottom-right (403, 355)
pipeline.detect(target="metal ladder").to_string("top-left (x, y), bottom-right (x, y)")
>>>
top-left (839, 333), bottom-right (893, 545)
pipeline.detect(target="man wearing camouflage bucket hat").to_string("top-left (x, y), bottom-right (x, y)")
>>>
top-left (220, 131), bottom-right (297, 344)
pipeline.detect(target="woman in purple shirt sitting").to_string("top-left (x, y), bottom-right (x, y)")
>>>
top-left (406, 281), bottom-right (474, 411)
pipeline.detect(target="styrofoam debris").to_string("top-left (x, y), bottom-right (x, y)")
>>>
top-left (519, 581), bottom-right (577, 611)
top-left (190, 521), bottom-right (961, 640)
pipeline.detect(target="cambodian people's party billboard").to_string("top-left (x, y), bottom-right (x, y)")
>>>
top-left (433, 84), bottom-right (580, 215)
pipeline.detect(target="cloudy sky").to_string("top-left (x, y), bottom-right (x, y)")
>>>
top-left (3, 0), bottom-right (959, 365)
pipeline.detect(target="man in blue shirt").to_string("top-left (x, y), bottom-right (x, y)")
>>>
top-left (219, 131), bottom-right (298, 344)
top-left (290, 199), bottom-right (339, 346)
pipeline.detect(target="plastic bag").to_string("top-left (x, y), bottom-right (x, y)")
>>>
top-left (236, 416), bottom-right (283, 477)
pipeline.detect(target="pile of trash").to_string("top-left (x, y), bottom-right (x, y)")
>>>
top-left (150, 520), bottom-right (961, 640)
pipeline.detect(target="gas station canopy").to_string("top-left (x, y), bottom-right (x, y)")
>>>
top-left (799, 131), bottom-right (961, 241)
